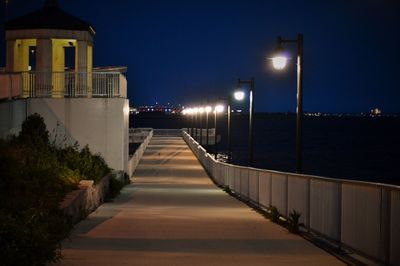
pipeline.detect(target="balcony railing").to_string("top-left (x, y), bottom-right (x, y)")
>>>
top-left (0, 71), bottom-right (127, 99)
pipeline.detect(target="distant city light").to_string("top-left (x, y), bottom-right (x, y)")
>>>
top-left (205, 106), bottom-right (212, 113)
top-left (234, 91), bottom-right (245, 101)
top-left (272, 56), bottom-right (288, 70)
top-left (199, 107), bottom-right (204, 113)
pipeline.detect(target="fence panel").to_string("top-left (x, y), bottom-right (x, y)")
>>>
top-left (341, 183), bottom-right (382, 260)
top-left (220, 164), bottom-right (228, 186)
top-left (248, 169), bottom-right (259, 203)
top-left (227, 165), bottom-right (235, 189)
top-left (233, 166), bottom-right (241, 193)
top-left (287, 175), bottom-right (309, 225)
top-left (258, 171), bottom-right (271, 208)
top-left (271, 173), bottom-right (288, 216)
top-left (240, 168), bottom-right (249, 198)
top-left (391, 189), bottom-right (400, 265)
top-left (310, 179), bottom-right (341, 241)
top-left (214, 162), bottom-right (221, 185)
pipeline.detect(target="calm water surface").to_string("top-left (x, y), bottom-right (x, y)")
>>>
top-left (131, 114), bottom-right (400, 185)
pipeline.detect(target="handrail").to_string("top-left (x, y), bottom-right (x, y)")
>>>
top-left (182, 130), bottom-right (400, 265)
top-left (0, 71), bottom-right (127, 99)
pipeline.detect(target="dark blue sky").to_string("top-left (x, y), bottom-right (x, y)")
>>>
top-left (1, 0), bottom-right (400, 113)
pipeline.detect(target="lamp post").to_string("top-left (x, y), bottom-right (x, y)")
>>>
top-left (214, 104), bottom-right (224, 159)
top-left (227, 91), bottom-right (245, 164)
top-left (237, 78), bottom-right (255, 167)
top-left (193, 107), bottom-right (199, 141)
top-left (190, 108), bottom-right (194, 137)
top-left (199, 107), bottom-right (204, 145)
top-left (188, 108), bottom-right (194, 136)
top-left (205, 106), bottom-right (212, 149)
top-left (272, 33), bottom-right (303, 173)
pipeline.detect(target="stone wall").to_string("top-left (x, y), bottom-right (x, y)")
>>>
top-left (60, 174), bottom-right (111, 224)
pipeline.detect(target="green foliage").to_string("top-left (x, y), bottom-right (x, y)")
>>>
top-left (57, 144), bottom-right (111, 184)
top-left (0, 208), bottom-right (71, 266)
top-left (223, 185), bottom-right (232, 194)
top-left (287, 209), bottom-right (304, 234)
top-left (0, 114), bottom-right (112, 265)
top-left (108, 172), bottom-right (130, 200)
top-left (269, 206), bottom-right (281, 223)
top-left (108, 176), bottom-right (125, 199)
top-left (18, 113), bottom-right (50, 148)
top-left (0, 139), bottom-right (72, 265)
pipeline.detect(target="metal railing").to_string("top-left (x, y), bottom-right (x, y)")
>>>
top-left (19, 71), bottom-right (125, 98)
top-left (153, 129), bottom-right (183, 137)
top-left (182, 131), bottom-right (400, 265)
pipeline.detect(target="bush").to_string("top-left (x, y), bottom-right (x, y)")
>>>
top-left (108, 172), bottom-right (130, 200)
top-left (0, 208), bottom-right (71, 266)
top-left (0, 114), bottom-right (112, 265)
top-left (287, 209), bottom-right (304, 234)
top-left (57, 144), bottom-right (111, 184)
top-left (269, 206), bottom-right (281, 223)
top-left (108, 176), bottom-right (125, 199)
top-left (0, 141), bottom-right (72, 265)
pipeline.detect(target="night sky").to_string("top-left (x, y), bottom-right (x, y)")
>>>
top-left (1, 0), bottom-right (399, 113)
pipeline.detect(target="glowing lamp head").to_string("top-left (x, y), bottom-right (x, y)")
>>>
top-left (234, 91), bottom-right (245, 101)
top-left (205, 106), bottom-right (212, 113)
top-left (272, 44), bottom-right (288, 70)
top-left (272, 56), bottom-right (288, 70)
top-left (193, 107), bottom-right (199, 114)
top-left (199, 107), bottom-right (204, 114)
top-left (215, 105), bottom-right (224, 113)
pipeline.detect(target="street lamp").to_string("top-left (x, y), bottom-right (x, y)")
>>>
top-left (227, 90), bottom-right (245, 163)
top-left (214, 104), bottom-right (224, 159)
top-left (193, 107), bottom-right (199, 141)
top-left (272, 33), bottom-right (304, 173)
top-left (187, 108), bottom-right (194, 136)
top-left (237, 78), bottom-right (255, 167)
top-left (198, 107), bottom-right (204, 145)
top-left (205, 106), bottom-right (212, 149)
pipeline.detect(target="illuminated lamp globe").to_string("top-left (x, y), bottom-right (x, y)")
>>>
top-left (215, 105), bottom-right (224, 113)
top-left (234, 91), bottom-right (245, 101)
top-left (272, 56), bottom-right (288, 70)
top-left (205, 106), bottom-right (212, 113)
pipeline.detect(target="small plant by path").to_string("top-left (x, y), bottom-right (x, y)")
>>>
top-left (287, 209), bottom-right (304, 234)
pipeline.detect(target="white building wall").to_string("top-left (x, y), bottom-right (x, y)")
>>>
top-left (0, 98), bottom-right (129, 172)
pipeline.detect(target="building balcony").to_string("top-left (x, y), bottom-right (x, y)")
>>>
top-left (0, 67), bottom-right (127, 100)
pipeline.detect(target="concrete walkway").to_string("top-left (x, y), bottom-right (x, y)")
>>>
top-left (59, 136), bottom-right (344, 266)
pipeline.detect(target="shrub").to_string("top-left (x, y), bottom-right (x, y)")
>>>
top-left (0, 114), bottom-right (112, 265)
top-left (17, 113), bottom-right (50, 148)
top-left (287, 209), bottom-right (304, 234)
top-left (269, 206), bottom-right (281, 223)
top-left (108, 176), bottom-right (125, 199)
top-left (0, 208), bottom-right (71, 266)
top-left (0, 140), bottom-right (72, 265)
top-left (57, 144), bottom-right (111, 184)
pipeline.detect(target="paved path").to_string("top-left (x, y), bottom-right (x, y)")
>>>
top-left (59, 136), bottom-right (344, 266)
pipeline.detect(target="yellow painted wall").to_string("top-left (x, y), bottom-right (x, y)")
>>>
top-left (52, 39), bottom-right (77, 97)
top-left (13, 39), bottom-right (36, 97)
top-left (13, 39), bottom-right (36, 72)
